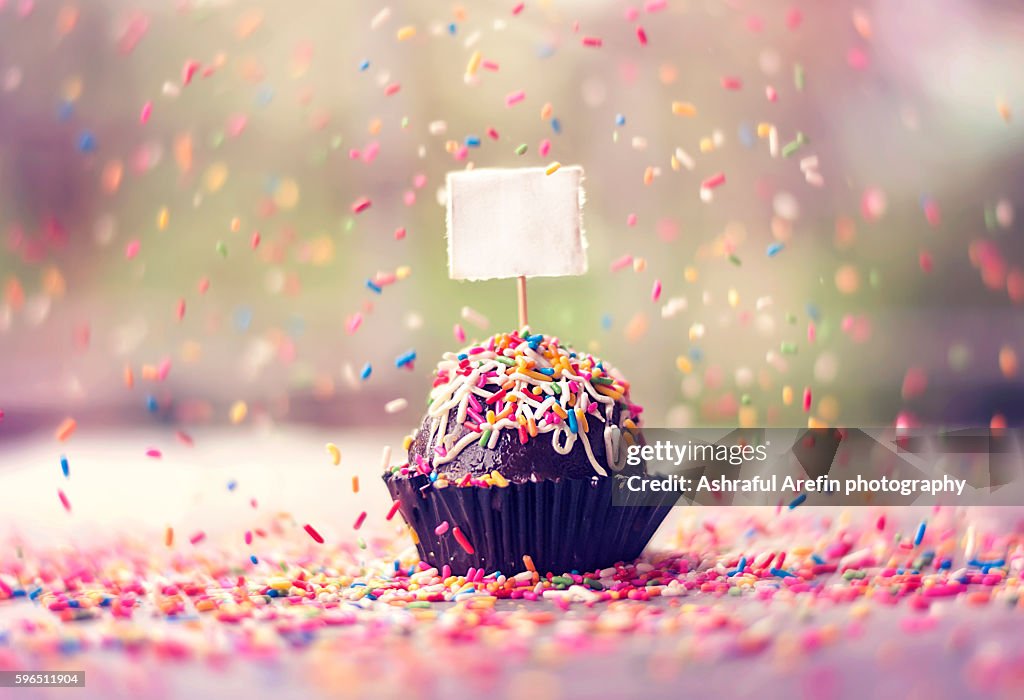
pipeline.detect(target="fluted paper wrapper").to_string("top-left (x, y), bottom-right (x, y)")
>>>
top-left (383, 473), bottom-right (675, 576)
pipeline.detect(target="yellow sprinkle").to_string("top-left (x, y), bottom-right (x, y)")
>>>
top-left (545, 162), bottom-right (561, 175)
top-left (670, 155), bottom-right (681, 171)
top-left (594, 385), bottom-right (623, 401)
top-left (552, 404), bottom-right (568, 420)
top-left (699, 137), bottom-right (714, 153)
top-left (623, 431), bottom-right (636, 446)
top-left (157, 207), bottom-right (169, 231)
top-left (408, 526), bottom-right (420, 545)
top-left (490, 471), bottom-right (509, 488)
top-left (643, 167), bottom-right (654, 186)
top-left (402, 435), bottom-right (413, 451)
top-left (396, 25), bottom-right (416, 41)
top-left (541, 102), bottom-right (553, 120)
top-left (738, 406), bottom-right (758, 428)
top-left (622, 418), bottom-right (637, 431)
top-left (486, 410), bottom-right (497, 425)
top-left (326, 442), bottom-right (341, 466)
top-left (395, 265), bottom-right (412, 280)
top-left (756, 122), bottom-right (773, 138)
top-left (782, 386), bottom-right (794, 405)
top-left (684, 266), bottom-right (699, 283)
top-left (229, 400), bottom-right (248, 424)
top-left (527, 416), bottom-right (538, 438)
top-left (671, 101), bottom-right (697, 117)
top-left (576, 408), bottom-right (589, 434)
top-left (466, 50), bottom-right (482, 76)
top-left (676, 356), bottom-right (693, 374)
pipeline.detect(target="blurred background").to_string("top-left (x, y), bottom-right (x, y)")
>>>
top-left (1, 0), bottom-right (1023, 440)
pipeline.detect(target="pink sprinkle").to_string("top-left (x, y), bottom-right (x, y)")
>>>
top-left (189, 531), bottom-right (206, 545)
top-left (701, 172), bottom-right (726, 190)
top-left (434, 521), bottom-right (450, 535)
top-left (539, 139), bottom-right (551, 157)
top-left (766, 85), bottom-right (778, 102)
top-left (146, 448), bottom-right (162, 459)
top-left (227, 114), bottom-right (248, 137)
top-left (157, 357), bottom-right (172, 381)
top-left (511, 2), bottom-right (524, 15)
top-left (636, 26), bottom-right (648, 45)
top-left (124, 240), bottom-right (140, 259)
top-left (786, 7), bottom-right (803, 30)
top-left (651, 279), bottom-right (662, 302)
top-left (807, 322), bottom-right (816, 343)
top-left (181, 59), bottom-right (201, 86)
top-left (802, 387), bottom-right (812, 412)
top-left (482, 60), bottom-right (499, 71)
top-left (582, 36), bottom-right (603, 48)
top-left (176, 299), bottom-right (186, 321)
top-left (919, 251), bottom-right (933, 274)
top-left (394, 227), bottom-right (406, 240)
top-left (175, 430), bottom-right (194, 447)
top-left (58, 489), bottom-right (71, 513)
top-left (847, 47), bottom-right (870, 70)
top-left (353, 511), bottom-right (367, 530)
top-left (140, 101), bottom-right (152, 123)
top-left (454, 145), bottom-right (469, 161)
top-left (454, 323), bottom-right (466, 343)
top-left (362, 141), bottom-right (380, 163)
top-left (384, 82), bottom-right (401, 96)
top-left (251, 231), bottom-right (261, 249)
top-left (486, 127), bottom-right (499, 140)
top-left (627, 213), bottom-right (637, 227)
top-left (505, 90), bottom-right (526, 107)
top-left (348, 149), bottom-right (361, 160)
top-left (412, 173), bottom-right (427, 189)
top-left (351, 197), bottom-right (372, 214)
top-left (624, 7), bottom-right (640, 21)
top-left (610, 255), bottom-right (634, 272)
top-left (645, 0), bottom-right (668, 12)
top-left (386, 501), bottom-right (402, 521)
top-left (304, 523), bottom-right (324, 544)
top-left (721, 77), bottom-right (742, 90)
top-left (198, 277), bottom-right (210, 294)
top-left (244, 530), bottom-right (253, 545)
top-left (403, 190), bottom-right (416, 206)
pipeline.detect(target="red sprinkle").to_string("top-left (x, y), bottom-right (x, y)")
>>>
top-left (353, 512), bottom-right (367, 530)
top-left (189, 531), bottom-right (206, 545)
top-left (58, 489), bottom-right (71, 512)
top-left (453, 527), bottom-right (475, 554)
top-left (386, 500), bottom-right (402, 520)
top-left (351, 197), bottom-right (372, 214)
top-left (304, 524), bottom-right (324, 544)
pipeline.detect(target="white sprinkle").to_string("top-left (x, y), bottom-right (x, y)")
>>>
top-left (460, 306), bottom-right (489, 330)
top-left (385, 398), bottom-right (408, 414)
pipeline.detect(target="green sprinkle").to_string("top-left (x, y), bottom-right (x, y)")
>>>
top-left (794, 63), bottom-right (805, 91)
top-left (782, 138), bottom-right (803, 158)
top-left (407, 601), bottom-right (431, 608)
top-left (401, 116), bottom-right (409, 129)
top-left (550, 383), bottom-right (561, 395)
top-left (728, 254), bottom-right (742, 266)
top-left (780, 342), bottom-right (798, 355)
top-left (515, 143), bottom-right (528, 155)
top-left (216, 240), bottom-right (228, 257)
top-left (551, 575), bottom-right (573, 587)
top-left (583, 578), bottom-right (604, 590)
top-left (592, 377), bottom-right (615, 385)
top-left (741, 394), bottom-right (752, 405)
top-left (495, 356), bottom-right (515, 366)
top-left (478, 429), bottom-right (492, 447)
top-left (984, 205), bottom-right (997, 231)
top-left (842, 569), bottom-right (866, 580)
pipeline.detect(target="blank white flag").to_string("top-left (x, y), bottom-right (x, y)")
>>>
top-left (446, 166), bottom-right (587, 280)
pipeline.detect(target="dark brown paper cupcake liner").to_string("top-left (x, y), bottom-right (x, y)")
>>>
top-left (383, 473), bottom-right (676, 576)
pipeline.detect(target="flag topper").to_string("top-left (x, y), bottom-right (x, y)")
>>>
top-left (445, 166), bottom-right (587, 328)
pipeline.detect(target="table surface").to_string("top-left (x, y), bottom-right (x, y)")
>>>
top-left (0, 428), bottom-right (1021, 700)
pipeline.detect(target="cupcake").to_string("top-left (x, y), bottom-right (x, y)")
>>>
top-left (383, 329), bottom-right (673, 576)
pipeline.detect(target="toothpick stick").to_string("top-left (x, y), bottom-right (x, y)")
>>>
top-left (517, 275), bottom-right (528, 329)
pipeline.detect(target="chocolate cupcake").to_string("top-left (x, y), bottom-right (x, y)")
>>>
top-left (384, 329), bottom-right (673, 576)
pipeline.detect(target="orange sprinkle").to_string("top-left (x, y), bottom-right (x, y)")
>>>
top-left (55, 417), bottom-right (77, 442)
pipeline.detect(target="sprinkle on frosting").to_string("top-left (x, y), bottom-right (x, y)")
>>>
top-left (390, 329), bottom-right (642, 483)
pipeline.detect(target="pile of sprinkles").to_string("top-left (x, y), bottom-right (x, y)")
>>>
top-left (392, 330), bottom-right (642, 481)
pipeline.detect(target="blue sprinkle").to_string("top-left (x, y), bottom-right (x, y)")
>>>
top-left (227, 480), bottom-right (237, 491)
top-left (146, 395), bottom-right (159, 413)
top-left (77, 131), bottom-right (97, 153)
top-left (396, 350), bottom-right (417, 368)
top-left (788, 493), bottom-right (807, 509)
top-left (770, 567), bottom-right (795, 578)
top-left (615, 113), bottom-right (626, 126)
top-left (729, 556), bottom-right (747, 576)
top-left (805, 303), bottom-right (822, 321)
top-left (551, 118), bottom-right (562, 134)
top-left (567, 409), bottom-right (578, 434)
top-left (601, 314), bottom-right (613, 330)
top-left (914, 521), bottom-right (926, 546)
top-left (256, 85), bottom-right (274, 105)
top-left (738, 122), bottom-right (755, 148)
top-left (526, 334), bottom-right (544, 342)
top-left (233, 306), bottom-right (253, 332)
top-left (366, 279), bottom-right (383, 294)
top-left (267, 589), bottom-right (280, 598)
top-left (766, 242), bottom-right (784, 257)
top-left (811, 554), bottom-right (826, 565)
top-left (60, 455), bottom-right (69, 478)
top-left (67, 599), bottom-right (80, 608)
top-left (57, 101), bottom-right (75, 122)
top-left (250, 555), bottom-right (258, 565)
top-left (360, 363), bottom-right (372, 380)
top-left (939, 559), bottom-right (952, 570)
top-left (394, 560), bottom-right (401, 572)
top-left (359, 59), bottom-right (370, 71)
top-left (537, 368), bottom-right (555, 376)
top-left (688, 347), bottom-right (703, 362)
top-left (457, 353), bottom-right (468, 361)
top-left (465, 135), bottom-right (481, 147)
top-left (448, 22), bottom-right (457, 35)
top-left (29, 586), bottom-right (42, 600)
